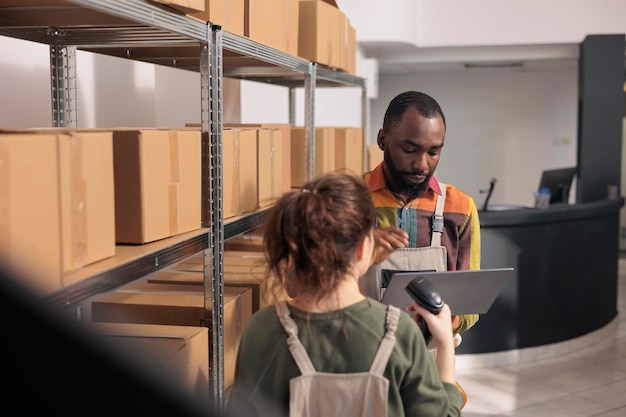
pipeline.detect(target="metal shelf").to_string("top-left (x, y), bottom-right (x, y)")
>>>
top-left (45, 228), bottom-right (210, 313)
top-left (44, 208), bottom-right (270, 313)
top-left (0, 1), bottom-right (365, 85)
top-left (0, 0), bottom-right (365, 410)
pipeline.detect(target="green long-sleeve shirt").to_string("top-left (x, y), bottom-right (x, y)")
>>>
top-left (227, 299), bottom-right (462, 417)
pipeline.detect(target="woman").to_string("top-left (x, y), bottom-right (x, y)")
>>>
top-left (227, 173), bottom-right (462, 417)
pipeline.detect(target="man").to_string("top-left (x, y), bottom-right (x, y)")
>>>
top-left (361, 90), bottom-right (480, 335)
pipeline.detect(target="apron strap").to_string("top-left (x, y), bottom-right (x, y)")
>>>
top-left (369, 305), bottom-right (400, 374)
top-left (431, 181), bottom-right (446, 247)
top-left (275, 301), bottom-right (317, 375)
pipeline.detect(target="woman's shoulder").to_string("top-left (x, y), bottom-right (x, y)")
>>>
top-left (363, 299), bottom-right (421, 335)
top-left (244, 304), bottom-right (281, 334)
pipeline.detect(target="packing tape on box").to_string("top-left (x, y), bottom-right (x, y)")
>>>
top-left (68, 132), bottom-right (88, 270)
top-left (327, 6), bottom-right (333, 66)
top-left (285, 0), bottom-right (292, 55)
top-left (258, 128), bottom-right (277, 209)
top-left (226, 0), bottom-right (232, 31)
top-left (234, 294), bottom-right (242, 339)
top-left (233, 129), bottom-right (242, 214)
top-left (169, 131), bottom-right (180, 235)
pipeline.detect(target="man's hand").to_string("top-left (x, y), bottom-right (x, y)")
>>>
top-left (451, 315), bottom-right (461, 333)
top-left (370, 226), bottom-right (409, 265)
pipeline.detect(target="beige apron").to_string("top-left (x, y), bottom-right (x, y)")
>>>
top-left (360, 182), bottom-right (448, 301)
top-left (275, 301), bottom-right (400, 417)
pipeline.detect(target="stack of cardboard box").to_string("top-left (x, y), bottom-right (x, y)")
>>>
top-left (160, 0), bottom-right (356, 74)
top-left (0, 129), bottom-right (116, 295)
top-left (291, 126), bottom-right (364, 187)
top-left (90, 279), bottom-right (252, 392)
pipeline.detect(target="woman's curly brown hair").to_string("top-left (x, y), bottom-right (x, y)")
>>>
top-left (263, 173), bottom-right (375, 304)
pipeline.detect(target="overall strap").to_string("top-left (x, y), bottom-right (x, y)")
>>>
top-left (275, 302), bottom-right (317, 375)
top-left (431, 181), bottom-right (446, 247)
top-left (369, 305), bottom-right (400, 375)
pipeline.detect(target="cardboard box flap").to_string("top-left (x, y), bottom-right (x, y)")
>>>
top-left (151, 0), bottom-right (205, 14)
top-left (90, 321), bottom-right (207, 339)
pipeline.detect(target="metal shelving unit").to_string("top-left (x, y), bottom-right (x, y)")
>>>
top-left (0, 0), bottom-right (366, 411)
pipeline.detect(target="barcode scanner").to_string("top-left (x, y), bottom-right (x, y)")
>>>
top-left (405, 276), bottom-right (444, 344)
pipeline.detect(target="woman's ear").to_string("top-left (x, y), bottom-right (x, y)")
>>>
top-left (356, 232), bottom-right (374, 262)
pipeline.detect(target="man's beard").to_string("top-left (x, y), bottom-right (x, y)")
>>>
top-left (384, 146), bottom-right (432, 200)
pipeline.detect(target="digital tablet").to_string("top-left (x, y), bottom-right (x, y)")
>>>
top-left (379, 268), bottom-right (514, 315)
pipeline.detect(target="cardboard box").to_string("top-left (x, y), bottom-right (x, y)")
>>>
top-left (291, 127), bottom-right (336, 187)
top-left (223, 227), bottom-right (266, 251)
top-left (298, 0), bottom-right (346, 69)
top-left (330, 3), bottom-right (346, 69)
top-left (147, 270), bottom-right (206, 285)
top-left (268, 124), bottom-right (292, 193)
top-left (175, 250), bottom-right (266, 267)
top-left (223, 128), bottom-right (258, 218)
top-left (334, 127), bottom-right (364, 176)
top-left (244, 0), bottom-right (281, 51)
top-left (225, 250), bottom-right (267, 266)
top-left (174, 260), bottom-right (266, 275)
top-left (89, 322), bottom-right (209, 402)
top-left (117, 279), bottom-right (263, 314)
top-left (257, 127), bottom-right (284, 207)
top-left (0, 1), bottom-right (130, 26)
top-left (187, 0), bottom-right (244, 36)
top-left (241, 0), bottom-right (299, 54)
top-left (0, 130), bottom-right (115, 295)
top-left (92, 282), bottom-right (251, 326)
top-left (112, 129), bottom-right (201, 244)
top-left (367, 144), bottom-right (383, 171)
top-left (152, 0), bottom-right (204, 14)
top-left (145, 268), bottom-right (288, 313)
top-left (224, 123), bottom-right (291, 194)
top-left (283, 0), bottom-right (300, 56)
top-left (223, 126), bottom-right (280, 209)
top-left (345, 21), bottom-right (357, 75)
top-left (91, 284), bottom-right (252, 389)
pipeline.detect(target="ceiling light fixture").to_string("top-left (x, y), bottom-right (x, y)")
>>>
top-left (464, 62), bottom-right (524, 69)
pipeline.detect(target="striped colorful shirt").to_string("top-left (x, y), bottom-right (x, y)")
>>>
top-left (364, 164), bottom-right (482, 333)
top-left (363, 163), bottom-right (481, 271)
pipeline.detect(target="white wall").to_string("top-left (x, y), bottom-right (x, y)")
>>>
top-left (372, 69), bottom-right (578, 208)
top-left (239, 81), bottom-right (363, 127)
top-left (0, 0), bottom-right (618, 212)
top-left (0, 37), bottom-right (52, 128)
top-left (0, 36), bottom-right (207, 129)
top-left (0, 35), bottom-right (366, 129)
top-left (338, 0), bottom-right (626, 47)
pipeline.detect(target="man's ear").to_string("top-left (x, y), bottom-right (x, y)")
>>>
top-left (377, 129), bottom-right (385, 151)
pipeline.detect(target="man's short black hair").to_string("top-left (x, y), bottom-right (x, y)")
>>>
top-left (382, 91), bottom-right (446, 131)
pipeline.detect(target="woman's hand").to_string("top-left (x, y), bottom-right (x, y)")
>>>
top-left (409, 302), bottom-right (456, 383)
top-left (408, 302), bottom-right (454, 349)
top-left (370, 226), bottom-right (409, 265)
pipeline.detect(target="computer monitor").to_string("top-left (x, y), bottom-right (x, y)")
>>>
top-left (538, 167), bottom-right (576, 204)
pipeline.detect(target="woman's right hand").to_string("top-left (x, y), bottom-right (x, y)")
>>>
top-left (409, 302), bottom-right (456, 383)
top-left (411, 302), bottom-right (454, 347)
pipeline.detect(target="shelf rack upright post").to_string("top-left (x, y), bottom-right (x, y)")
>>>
top-left (0, 0), bottom-right (368, 412)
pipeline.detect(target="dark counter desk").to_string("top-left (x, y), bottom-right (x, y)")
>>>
top-left (457, 198), bottom-right (623, 354)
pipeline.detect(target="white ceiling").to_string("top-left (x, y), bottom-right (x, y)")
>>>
top-left (359, 41), bottom-right (581, 74)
